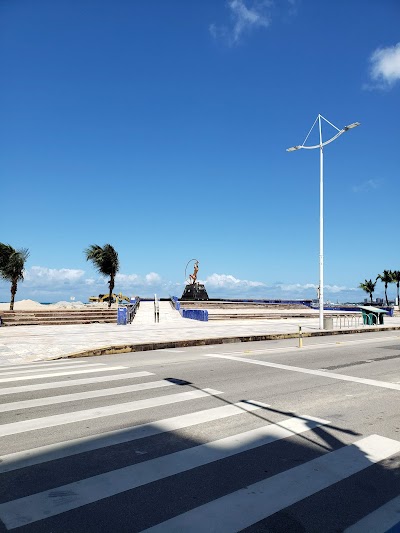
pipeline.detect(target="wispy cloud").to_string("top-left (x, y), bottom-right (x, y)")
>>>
top-left (352, 179), bottom-right (382, 193)
top-left (210, 0), bottom-right (273, 45)
top-left (364, 42), bottom-right (400, 90)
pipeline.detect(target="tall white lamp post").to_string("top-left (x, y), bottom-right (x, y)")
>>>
top-left (287, 114), bottom-right (360, 330)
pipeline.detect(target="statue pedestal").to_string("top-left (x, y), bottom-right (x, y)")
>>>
top-left (181, 283), bottom-right (209, 301)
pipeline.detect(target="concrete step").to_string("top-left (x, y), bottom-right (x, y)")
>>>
top-left (180, 301), bottom-right (310, 310)
top-left (0, 310), bottom-right (116, 316)
top-left (208, 313), bottom-right (314, 320)
top-left (2, 319), bottom-right (116, 326)
top-left (0, 309), bottom-right (117, 326)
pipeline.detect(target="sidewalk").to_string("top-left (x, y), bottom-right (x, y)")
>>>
top-left (1, 301), bottom-right (400, 365)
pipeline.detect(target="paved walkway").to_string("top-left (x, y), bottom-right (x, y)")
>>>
top-left (1, 302), bottom-right (400, 365)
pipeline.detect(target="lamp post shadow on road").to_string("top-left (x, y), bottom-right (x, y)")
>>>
top-left (287, 114), bottom-right (360, 330)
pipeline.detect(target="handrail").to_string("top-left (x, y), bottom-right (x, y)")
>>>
top-left (127, 297), bottom-right (140, 324)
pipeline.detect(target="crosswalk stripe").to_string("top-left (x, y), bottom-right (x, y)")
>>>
top-left (0, 360), bottom-right (88, 370)
top-left (0, 371), bottom-right (153, 396)
top-left (205, 354), bottom-right (400, 391)
top-left (0, 380), bottom-right (174, 413)
top-left (344, 495), bottom-right (400, 532)
top-left (0, 365), bottom-right (128, 384)
top-left (0, 388), bottom-right (222, 437)
top-left (0, 414), bottom-right (328, 528)
top-left (143, 434), bottom-right (400, 533)
top-left (0, 401), bottom-right (268, 474)
top-left (0, 362), bottom-right (106, 377)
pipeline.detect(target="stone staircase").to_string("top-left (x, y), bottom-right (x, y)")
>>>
top-left (179, 301), bottom-right (310, 310)
top-left (0, 308), bottom-right (117, 326)
top-left (179, 301), bottom-right (314, 320)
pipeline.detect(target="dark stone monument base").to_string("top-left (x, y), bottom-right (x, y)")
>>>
top-left (181, 283), bottom-right (209, 301)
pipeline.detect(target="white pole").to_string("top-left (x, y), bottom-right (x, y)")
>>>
top-left (319, 115), bottom-right (324, 330)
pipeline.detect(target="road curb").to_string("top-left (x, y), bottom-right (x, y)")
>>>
top-left (66, 325), bottom-right (400, 359)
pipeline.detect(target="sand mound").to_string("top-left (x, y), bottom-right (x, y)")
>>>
top-left (49, 301), bottom-right (86, 309)
top-left (0, 299), bottom-right (44, 310)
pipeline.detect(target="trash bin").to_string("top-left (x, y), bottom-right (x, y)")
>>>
top-left (117, 307), bottom-right (127, 325)
top-left (323, 316), bottom-right (333, 330)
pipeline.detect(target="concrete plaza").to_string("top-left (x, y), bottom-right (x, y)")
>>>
top-left (1, 301), bottom-right (400, 365)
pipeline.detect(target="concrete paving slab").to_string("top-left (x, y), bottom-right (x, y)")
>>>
top-left (1, 302), bottom-right (400, 365)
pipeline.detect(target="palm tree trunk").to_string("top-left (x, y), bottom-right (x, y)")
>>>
top-left (370, 292), bottom-right (373, 304)
top-left (397, 282), bottom-right (399, 307)
top-left (108, 275), bottom-right (115, 309)
top-left (385, 284), bottom-right (388, 306)
top-left (10, 280), bottom-right (17, 311)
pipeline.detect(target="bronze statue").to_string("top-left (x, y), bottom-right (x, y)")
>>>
top-left (182, 258), bottom-right (209, 300)
top-left (189, 261), bottom-right (199, 285)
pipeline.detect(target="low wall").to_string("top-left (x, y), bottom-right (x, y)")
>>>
top-left (180, 309), bottom-right (209, 322)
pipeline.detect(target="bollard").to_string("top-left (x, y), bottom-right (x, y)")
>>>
top-left (298, 325), bottom-right (303, 348)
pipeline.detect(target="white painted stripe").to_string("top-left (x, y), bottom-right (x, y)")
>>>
top-left (0, 401), bottom-right (267, 474)
top-left (0, 360), bottom-right (88, 370)
top-left (205, 354), bottom-right (400, 391)
top-left (0, 363), bottom-right (105, 377)
top-left (344, 495), bottom-right (400, 532)
top-left (219, 335), bottom-right (400, 356)
top-left (0, 371), bottom-right (153, 396)
top-left (144, 435), bottom-right (400, 533)
top-left (0, 389), bottom-right (222, 437)
top-left (0, 365), bottom-right (127, 384)
top-left (0, 414), bottom-right (328, 528)
top-left (0, 380), bottom-right (174, 413)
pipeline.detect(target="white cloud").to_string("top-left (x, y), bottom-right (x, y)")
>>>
top-left (24, 266), bottom-right (85, 286)
top-left (275, 283), bottom-right (317, 293)
top-left (0, 265), bottom-right (362, 304)
top-left (366, 42), bottom-right (400, 90)
top-left (352, 179), bottom-right (382, 193)
top-left (202, 273), bottom-right (266, 288)
top-left (145, 272), bottom-right (161, 285)
top-left (210, 0), bottom-right (272, 45)
top-left (115, 273), bottom-right (140, 287)
top-left (0, 266), bottom-right (168, 302)
top-left (275, 282), bottom-right (356, 294)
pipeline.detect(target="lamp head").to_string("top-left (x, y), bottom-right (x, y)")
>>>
top-left (286, 145), bottom-right (302, 152)
top-left (344, 122), bottom-right (360, 131)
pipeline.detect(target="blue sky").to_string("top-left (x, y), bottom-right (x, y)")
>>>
top-left (1, 0), bottom-right (399, 303)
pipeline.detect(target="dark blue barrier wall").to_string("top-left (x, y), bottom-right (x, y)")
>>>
top-left (180, 309), bottom-right (208, 322)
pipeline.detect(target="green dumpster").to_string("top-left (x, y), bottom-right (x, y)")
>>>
top-left (359, 306), bottom-right (388, 326)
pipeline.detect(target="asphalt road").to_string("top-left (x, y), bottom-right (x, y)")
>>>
top-left (0, 331), bottom-right (400, 532)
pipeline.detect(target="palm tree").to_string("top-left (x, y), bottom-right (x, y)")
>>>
top-left (84, 244), bottom-right (120, 308)
top-left (0, 243), bottom-right (30, 311)
top-left (359, 279), bottom-right (376, 304)
top-left (391, 270), bottom-right (400, 307)
top-left (376, 270), bottom-right (393, 306)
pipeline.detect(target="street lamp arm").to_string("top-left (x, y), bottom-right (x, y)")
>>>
top-left (299, 129), bottom-right (343, 149)
top-left (286, 122), bottom-right (360, 152)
